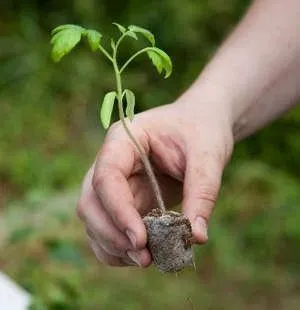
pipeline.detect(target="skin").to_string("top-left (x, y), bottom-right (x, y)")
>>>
top-left (77, 0), bottom-right (300, 267)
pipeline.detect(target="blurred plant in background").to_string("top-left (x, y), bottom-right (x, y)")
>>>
top-left (1, 0), bottom-right (300, 309)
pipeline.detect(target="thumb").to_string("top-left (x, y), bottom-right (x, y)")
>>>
top-left (183, 149), bottom-right (224, 244)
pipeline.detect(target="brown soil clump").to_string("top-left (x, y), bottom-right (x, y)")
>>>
top-left (143, 209), bottom-right (194, 273)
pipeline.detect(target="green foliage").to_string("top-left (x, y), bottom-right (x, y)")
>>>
top-left (147, 48), bottom-right (172, 78)
top-left (128, 25), bottom-right (155, 46)
top-left (124, 89), bottom-right (136, 121)
top-left (100, 91), bottom-right (117, 129)
top-left (85, 29), bottom-right (102, 51)
top-left (112, 22), bottom-right (126, 34)
top-left (0, 0), bottom-right (249, 199)
top-left (125, 31), bottom-right (138, 40)
top-left (147, 51), bottom-right (163, 74)
top-left (51, 25), bottom-right (84, 62)
top-left (1, 1), bottom-right (300, 308)
top-left (50, 22), bottom-right (172, 128)
top-left (51, 25), bottom-right (102, 61)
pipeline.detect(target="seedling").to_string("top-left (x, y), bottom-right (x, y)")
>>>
top-left (50, 23), bottom-right (193, 272)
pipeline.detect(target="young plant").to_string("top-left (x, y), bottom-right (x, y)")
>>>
top-left (50, 23), bottom-right (193, 272)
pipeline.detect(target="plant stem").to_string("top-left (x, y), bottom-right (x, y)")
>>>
top-left (115, 32), bottom-right (127, 51)
top-left (120, 47), bottom-right (156, 74)
top-left (98, 45), bottom-right (113, 62)
top-left (112, 49), bottom-right (166, 213)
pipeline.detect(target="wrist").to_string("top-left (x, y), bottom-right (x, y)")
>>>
top-left (174, 76), bottom-right (236, 133)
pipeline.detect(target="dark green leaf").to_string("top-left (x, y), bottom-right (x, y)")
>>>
top-left (85, 29), bottom-right (102, 51)
top-left (124, 89), bottom-right (135, 121)
top-left (128, 25), bottom-right (155, 46)
top-left (147, 47), bottom-right (172, 78)
top-left (51, 26), bottom-right (83, 62)
top-left (112, 22), bottom-right (126, 34)
top-left (100, 91), bottom-right (116, 129)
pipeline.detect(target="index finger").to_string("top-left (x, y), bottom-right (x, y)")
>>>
top-left (92, 128), bottom-right (148, 250)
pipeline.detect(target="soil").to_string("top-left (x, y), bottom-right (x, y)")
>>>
top-left (143, 209), bottom-right (194, 273)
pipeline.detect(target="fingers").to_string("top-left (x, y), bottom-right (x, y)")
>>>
top-left (87, 236), bottom-right (136, 267)
top-left (88, 235), bottom-right (151, 267)
top-left (79, 191), bottom-right (132, 257)
top-left (183, 149), bottom-right (224, 244)
top-left (88, 236), bottom-right (132, 267)
top-left (77, 168), bottom-right (152, 267)
top-left (92, 131), bottom-right (148, 250)
top-left (77, 124), bottom-right (153, 267)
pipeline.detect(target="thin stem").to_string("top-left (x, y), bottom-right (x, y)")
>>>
top-left (115, 32), bottom-right (127, 51)
top-left (120, 47), bottom-right (156, 74)
top-left (98, 45), bottom-right (113, 62)
top-left (112, 50), bottom-right (166, 213)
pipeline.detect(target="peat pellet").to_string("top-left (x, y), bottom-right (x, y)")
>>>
top-left (143, 209), bottom-right (194, 273)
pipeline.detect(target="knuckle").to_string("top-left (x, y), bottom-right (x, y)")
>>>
top-left (194, 184), bottom-right (219, 205)
top-left (92, 167), bottom-right (120, 192)
top-left (109, 210), bottom-right (130, 231)
top-left (92, 173), bottom-right (107, 192)
top-left (109, 238), bottom-right (127, 253)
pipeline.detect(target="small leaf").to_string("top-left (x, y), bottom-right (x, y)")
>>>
top-left (85, 29), bottom-right (102, 51)
top-left (147, 51), bottom-right (163, 74)
top-left (51, 24), bottom-right (84, 35)
top-left (147, 47), bottom-right (172, 78)
top-left (111, 38), bottom-right (116, 51)
top-left (128, 25), bottom-right (155, 46)
top-left (124, 89), bottom-right (135, 121)
top-left (100, 91), bottom-right (116, 129)
top-left (112, 22), bottom-right (126, 34)
top-left (51, 26), bottom-right (83, 62)
top-left (125, 31), bottom-right (138, 40)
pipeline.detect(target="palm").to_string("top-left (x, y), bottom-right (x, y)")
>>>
top-left (127, 105), bottom-right (188, 216)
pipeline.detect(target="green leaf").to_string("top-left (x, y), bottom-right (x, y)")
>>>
top-left (147, 51), bottom-right (163, 74)
top-left (147, 47), bottom-right (172, 78)
top-left (85, 29), bottom-right (102, 51)
top-left (51, 24), bottom-right (84, 35)
top-left (124, 89), bottom-right (135, 121)
top-left (128, 25), bottom-right (155, 46)
top-left (51, 26), bottom-right (83, 62)
top-left (111, 38), bottom-right (116, 51)
top-left (112, 22), bottom-right (126, 34)
top-left (100, 91), bottom-right (116, 129)
top-left (125, 31), bottom-right (138, 40)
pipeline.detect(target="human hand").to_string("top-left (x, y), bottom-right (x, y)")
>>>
top-left (77, 97), bottom-right (233, 267)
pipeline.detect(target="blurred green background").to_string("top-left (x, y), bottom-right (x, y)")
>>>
top-left (1, 0), bottom-right (300, 309)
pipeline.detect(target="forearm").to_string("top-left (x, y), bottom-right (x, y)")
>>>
top-left (180, 0), bottom-right (300, 141)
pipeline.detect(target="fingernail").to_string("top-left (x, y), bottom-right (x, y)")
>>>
top-left (126, 229), bottom-right (136, 249)
top-left (195, 216), bottom-right (208, 240)
top-left (123, 257), bottom-right (138, 267)
top-left (127, 250), bottom-right (141, 267)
